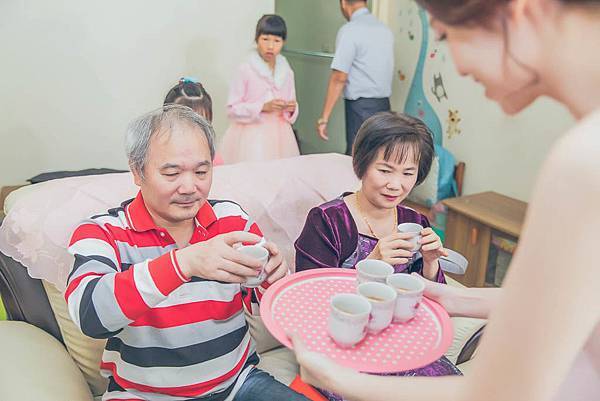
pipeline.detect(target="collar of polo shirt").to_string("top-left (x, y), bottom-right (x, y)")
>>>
top-left (350, 7), bottom-right (369, 21)
top-left (125, 191), bottom-right (217, 233)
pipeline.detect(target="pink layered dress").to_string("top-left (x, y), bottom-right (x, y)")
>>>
top-left (220, 52), bottom-right (300, 164)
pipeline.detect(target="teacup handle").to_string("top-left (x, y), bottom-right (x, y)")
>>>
top-left (360, 324), bottom-right (369, 340)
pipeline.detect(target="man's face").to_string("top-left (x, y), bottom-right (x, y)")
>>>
top-left (133, 122), bottom-right (212, 227)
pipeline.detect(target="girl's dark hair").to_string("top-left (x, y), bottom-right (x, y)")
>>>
top-left (352, 112), bottom-right (434, 186)
top-left (163, 79), bottom-right (213, 122)
top-left (416, 0), bottom-right (598, 26)
top-left (255, 14), bottom-right (287, 41)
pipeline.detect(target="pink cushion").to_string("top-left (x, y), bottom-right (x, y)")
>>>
top-left (0, 153), bottom-right (359, 291)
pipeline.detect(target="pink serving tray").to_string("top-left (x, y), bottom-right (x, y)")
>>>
top-left (260, 268), bottom-right (453, 373)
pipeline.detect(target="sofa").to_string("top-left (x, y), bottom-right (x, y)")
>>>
top-left (0, 154), bottom-right (485, 401)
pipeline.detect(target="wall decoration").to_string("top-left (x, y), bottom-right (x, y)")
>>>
top-left (417, 100), bottom-right (425, 118)
top-left (446, 109), bottom-right (462, 139)
top-left (398, 69), bottom-right (407, 81)
top-left (431, 73), bottom-right (448, 102)
top-left (403, 5), bottom-right (443, 146)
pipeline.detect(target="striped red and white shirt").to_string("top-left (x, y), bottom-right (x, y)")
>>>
top-left (65, 192), bottom-right (268, 401)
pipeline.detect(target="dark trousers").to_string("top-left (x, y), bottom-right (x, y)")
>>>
top-left (344, 97), bottom-right (391, 155)
top-left (232, 368), bottom-right (311, 401)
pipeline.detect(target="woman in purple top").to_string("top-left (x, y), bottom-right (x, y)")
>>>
top-left (294, 112), bottom-right (460, 401)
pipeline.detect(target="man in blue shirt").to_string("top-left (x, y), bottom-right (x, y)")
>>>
top-left (316, 0), bottom-right (394, 155)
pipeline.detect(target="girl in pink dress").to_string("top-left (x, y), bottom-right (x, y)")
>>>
top-left (219, 15), bottom-right (300, 164)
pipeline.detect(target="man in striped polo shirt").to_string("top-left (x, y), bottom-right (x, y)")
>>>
top-left (65, 105), bottom-right (310, 401)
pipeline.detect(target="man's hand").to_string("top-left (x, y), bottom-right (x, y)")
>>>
top-left (176, 232), bottom-right (264, 283)
top-left (316, 118), bottom-right (329, 140)
top-left (317, 69), bottom-right (347, 141)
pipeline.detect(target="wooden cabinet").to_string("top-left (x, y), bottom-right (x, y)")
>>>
top-left (442, 192), bottom-right (527, 287)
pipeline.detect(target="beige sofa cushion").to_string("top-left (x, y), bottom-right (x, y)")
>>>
top-left (43, 281), bottom-right (108, 397)
top-left (257, 347), bottom-right (300, 386)
top-left (446, 317), bottom-right (485, 365)
top-left (245, 303), bottom-right (284, 354)
top-left (0, 321), bottom-right (93, 401)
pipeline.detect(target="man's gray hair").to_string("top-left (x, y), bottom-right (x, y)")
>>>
top-left (125, 104), bottom-right (216, 178)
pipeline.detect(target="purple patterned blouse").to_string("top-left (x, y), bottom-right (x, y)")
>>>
top-left (295, 194), bottom-right (445, 283)
top-left (294, 194), bottom-right (460, 401)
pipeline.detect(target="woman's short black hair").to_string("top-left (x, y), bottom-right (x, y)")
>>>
top-left (255, 14), bottom-right (287, 41)
top-left (352, 112), bottom-right (435, 186)
top-left (163, 79), bottom-right (213, 122)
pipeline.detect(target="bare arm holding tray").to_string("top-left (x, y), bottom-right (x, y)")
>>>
top-left (412, 274), bottom-right (501, 320)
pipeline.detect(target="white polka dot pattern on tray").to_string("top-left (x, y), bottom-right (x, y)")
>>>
top-left (271, 276), bottom-right (444, 372)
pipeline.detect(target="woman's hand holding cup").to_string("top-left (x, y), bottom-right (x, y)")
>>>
top-left (419, 227), bottom-right (448, 279)
top-left (367, 232), bottom-right (416, 266)
top-left (419, 227), bottom-right (448, 263)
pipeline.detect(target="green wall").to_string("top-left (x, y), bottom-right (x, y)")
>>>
top-left (276, 0), bottom-right (372, 154)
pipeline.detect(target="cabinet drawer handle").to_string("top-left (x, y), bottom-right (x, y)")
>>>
top-left (470, 227), bottom-right (478, 245)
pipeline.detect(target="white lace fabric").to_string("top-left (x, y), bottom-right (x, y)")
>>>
top-left (0, 173), bottom-right (137, 291)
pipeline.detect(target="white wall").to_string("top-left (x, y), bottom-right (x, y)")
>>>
top-left (1, 0), bottom-right (576, 202)
top-left (388, 0), bottom-right (574, 202)
top-left (0, 0), bottom-right (274, 186)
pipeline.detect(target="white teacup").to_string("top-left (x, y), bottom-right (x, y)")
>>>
top-left (386, 273), bottom-right (425, 323)
top-left (357, 282), bottom-right (397, 334)
top-left (397, 223), bottom-right (424, 252)
top-left (237, 245), bottom-right (268, 288)
top-left (328, 294), bottom-right (372, 348)
top-left (355, 259), bottom-right (394, 285)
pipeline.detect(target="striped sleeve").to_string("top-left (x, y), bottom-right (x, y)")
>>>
top-left (64, 221), bottom-right (188, 339)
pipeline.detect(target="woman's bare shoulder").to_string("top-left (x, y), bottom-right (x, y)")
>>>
top-left (541, 111), bottom-right (600, 189)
